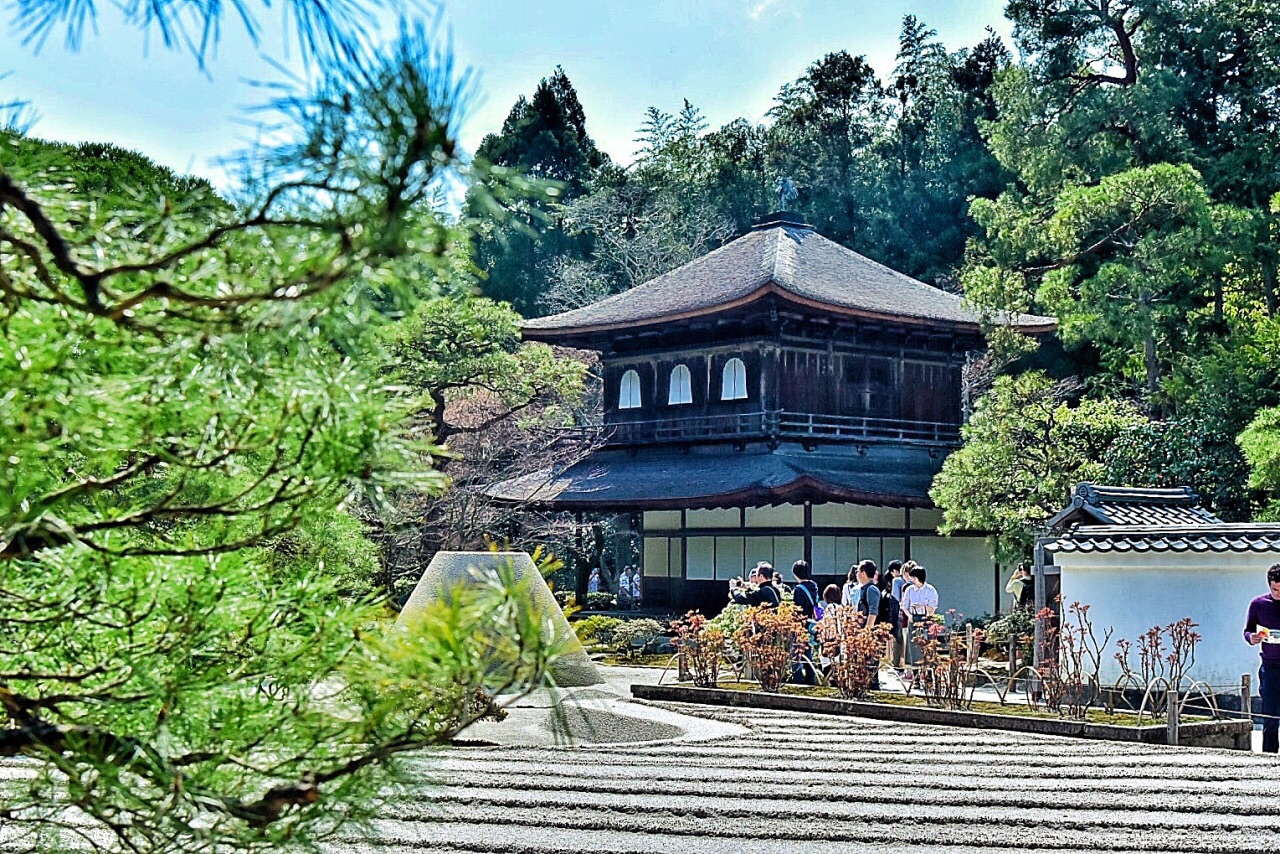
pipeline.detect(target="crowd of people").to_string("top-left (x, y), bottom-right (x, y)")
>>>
top-left (729, 556), bottom-right (939, 686)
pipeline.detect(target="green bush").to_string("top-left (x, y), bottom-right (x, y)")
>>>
top-left (573, 615), bottom-right (622, 646)
top-left (985, 609), bottom-right (1036, 648)
top-left (612, 618), bottom-right (666, 652)
top-left (585, 591), bottom-right (615, 610)
top-left (956, 612), bottom-right (994, 633)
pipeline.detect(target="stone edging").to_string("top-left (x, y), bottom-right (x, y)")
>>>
top-left (631, 684), bottom-right (1253, 750)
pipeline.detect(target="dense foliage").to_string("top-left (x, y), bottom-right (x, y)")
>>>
top-left (951, 0), bottom-right (1280, 545)
top-left (367, 295), bottom-right (591, 593)
top-left (0, 28), bottom-right (561, 852)
top-left (469, 18), bottom-right (1014, 316)
top-left (931, 373), bottom-right (1147, 563)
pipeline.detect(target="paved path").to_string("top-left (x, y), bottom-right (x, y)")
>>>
top-left (342, 690), bottom-right (1280, 853)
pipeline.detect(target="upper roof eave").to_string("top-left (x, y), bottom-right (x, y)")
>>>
top-left (522, 282), bottom-right (1056, 342)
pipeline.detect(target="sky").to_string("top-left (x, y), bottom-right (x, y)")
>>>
top-left (1, 0), bottom-right (1012, 189)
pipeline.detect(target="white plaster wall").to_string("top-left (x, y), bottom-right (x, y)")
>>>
top-left (1055, 551), bottom-right (1278, 687)
top-left (909, 536), bottom-right (999, 620)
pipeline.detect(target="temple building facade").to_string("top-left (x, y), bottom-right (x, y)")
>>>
top-left (487, 212), bottom-right (1055, 615)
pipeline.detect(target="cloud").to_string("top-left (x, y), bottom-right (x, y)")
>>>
top-left (746, 0), bottom-right (783, 21)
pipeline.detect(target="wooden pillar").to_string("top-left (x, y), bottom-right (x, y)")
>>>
top-left (803, 502), bottom-right (813, 567)
top-left (903, 507), bottom-right (912, 560)
top-left (994, 561), bottom-right (1002, 616)
top-left (1033, 539), bottom-right (1047, 668)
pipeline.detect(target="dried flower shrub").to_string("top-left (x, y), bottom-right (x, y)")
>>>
top-left (1113, 617), bottom-right (1203, 717)
top-left (822, 606), bottom-right (889, 699)
top-left (1033, 601), bottom-right (1112, 719)
top-left (733, 603), bottom-right (809, 693)
top-left (908, 612), bottom-right (984, 710)
top-left (672, 611), bottom-right (727, 688)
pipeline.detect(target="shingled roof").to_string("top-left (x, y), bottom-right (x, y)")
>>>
top-left (1045, 483), bottom-right (1222, 530)
top-left (1044, 524), bottom-right (1280, 555)
top-left (483, 441), bottom-right (942, 510)
top-left (523, 214), bottom-right (1057, 337)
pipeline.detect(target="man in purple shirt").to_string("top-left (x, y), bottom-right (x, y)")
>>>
top-left (1244, 563), bottom-right (1280, 753)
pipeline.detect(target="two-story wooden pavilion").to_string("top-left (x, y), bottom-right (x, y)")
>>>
top-left (487, 212), bottom-right (1055, 615)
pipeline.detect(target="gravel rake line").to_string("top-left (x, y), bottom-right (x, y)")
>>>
top-left (327, 831), bottom-right (1198, 854)
top-left (441, 764), bottom-right (1272, 793)
top-left (358, 805), bottom-right (1280, 853)
top-left (424, 772), bottom-right (1280, 815)
top-left (645, 703), bottom-right (1250, 750)
top-left (420, 788), bottom-right (1280, 831)
top-left (433, 739), bottom-right (1248, 765)
top-left (562, 733), bottom-right (1190, 756)
top-left (434, 728), bottom-right (1264, 765)
top-left (423, 751), bottom-right (1272, 781)
top-left (612, 743), bottom-right (1264, 766)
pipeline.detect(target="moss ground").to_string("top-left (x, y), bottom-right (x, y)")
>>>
top-left (703, 681), bottom-right (1203, 725)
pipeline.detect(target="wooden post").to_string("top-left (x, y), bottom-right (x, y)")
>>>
top-left (966, 624), bottom-right (975, 665)
top-left (1242, 673), bottom-right (1253, 721)
top-left (1167, 687), bottom-right (1180, 746)
top-left (1032, 541), bottom-right (1047, 668)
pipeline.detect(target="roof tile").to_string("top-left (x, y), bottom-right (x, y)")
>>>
top-left (524, 222), bottom-right (1055, 336)
top-left (1045, 524), bottom-right (1280, 556)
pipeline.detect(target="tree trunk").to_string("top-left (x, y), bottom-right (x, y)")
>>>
top-left (1263, 263), bottom-right (1279, 319)
top-left (1144, 328), bottom-right (1160, 417)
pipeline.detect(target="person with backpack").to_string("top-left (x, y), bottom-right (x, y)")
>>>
top-left (790, 560), bottom-right (821, 621)
top-left (886, 559), bottom-right (906, 601)
top-left (841, 564), bottom-right (860, 606)
top-left (788, 560), bottom-right (822, 684)
top-left (854, 560), bottom-right (882, 689)
top-left (877, 564), bottom-right (904, 672)
top-left (855, 560), bottom-right (880, 628)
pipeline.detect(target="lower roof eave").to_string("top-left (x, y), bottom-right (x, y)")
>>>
top-left (480, 441), bottom-right (944, 512)
top-left (487, 478), bottom-right (935, 513)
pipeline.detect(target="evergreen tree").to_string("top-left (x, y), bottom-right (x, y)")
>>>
top-left (467, 67), bottom-right (607, 316)
top-left (941, 0), bottom-right (1280, 534)
top-left (0, 29), bottom-right (561, 849)
top-left (766, 50), bottom-right (886, 249)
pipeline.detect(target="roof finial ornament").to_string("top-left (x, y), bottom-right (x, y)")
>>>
top-left (775, 176), bottom-right (798, 211)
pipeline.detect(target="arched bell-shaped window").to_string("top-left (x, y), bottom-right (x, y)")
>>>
top-left (618, 369), bottom-right (642, 410)
top-left (667, 364), bottom-right (692, 405)
top-left (721, 357), bottom-right (748, 401)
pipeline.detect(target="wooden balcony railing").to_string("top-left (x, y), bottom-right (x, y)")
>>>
top-left (603, 409), bottom-right (959, 447)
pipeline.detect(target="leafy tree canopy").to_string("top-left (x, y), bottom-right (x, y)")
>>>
top-left (930, 372), bottom-right (1146, 564)
top-left (0, 26), bottom-right (559, 851)
top-left (947, 0), bottom-right (1280, 534)
top-left (476, 66), bottom-right (606, 189)
top-left (466, 67), bottom-right (606, 316)
top-left (1240, 406), bottom-right (1280, 521)
top-left (386, 295), bottom-right (586, 449)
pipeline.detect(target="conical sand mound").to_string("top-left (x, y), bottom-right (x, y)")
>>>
top-left (395, 551), bottom-right (602, 687)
